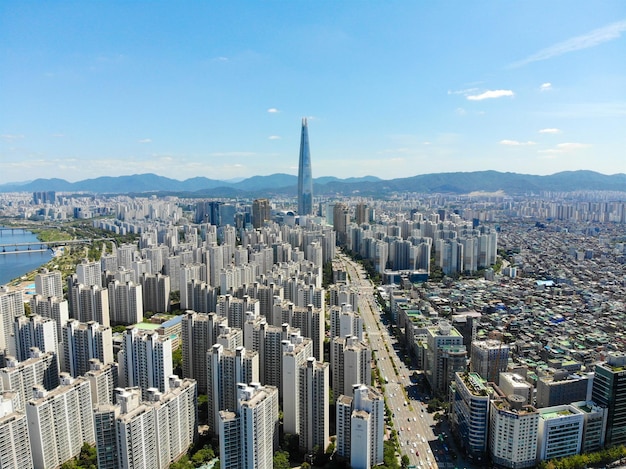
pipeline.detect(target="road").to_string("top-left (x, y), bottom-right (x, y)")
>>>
top-left (338, 253), bottom-right (440, 469)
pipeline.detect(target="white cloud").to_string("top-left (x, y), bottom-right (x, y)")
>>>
top-left (268, 135), bottom-right (281, 140)
top-left (510, 19), bottom-right (626, 68)
top-left (467, 90), bottom-right (514, 101)
top-left (540, 82), bottom-right (552, 91)
top-left (539, 142), bottom-right (591, 155)
top-left (267, 108), bottom-right (280, 113)
top-left (138, 138), bottom-right (152, 144)
top-left (455, 107), bottom-right (467, 116)
top-left (1, 134), bottom-right (25, 141)
top-left (209, 152), bottom-right (256, 157)
top-left (447, 88), bottom-right (479, 95)
top-left (500, 139), bottom-right (537, 146)
top-left (539, 128), bottom-right (561, 134)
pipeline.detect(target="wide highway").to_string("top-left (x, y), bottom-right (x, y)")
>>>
top-left (338, 253), bottom-right (439, 469)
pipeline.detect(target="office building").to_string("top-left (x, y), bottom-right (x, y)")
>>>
top-left (62, 319), bottom-right (113, 377)
top-left (424, 321), bottom-right (466, 393)
top-left (34, 269), bottom-right (63, 299)
top-left (0, 391), bottom-right (33, 469)
top-left (26, 375), bottom-right (95, 469)
top-left (451, 372), bottom-right (493, 460)
top-left (470, 339), bottom-right (509, 384)
top-left (489, 396), bottom-right (539, 469)
top-left (537, 404), bottom-right (584, 461)
top-left (297, 118), bottom-right (313, 216)
top-left (118, 327), bottom-right (173, 399)
top-left (499, 372), bottom-right (533, 405)
top-left (591, 352), bottom-right (626, 446)
top-left (536, 368), bottom-right (592, 408)
top-left (336, 384), bottom-right (384, 469)
top-left (253, 198), bottom-right (272, 228)
top-left (571, 400), bottom-right (607, 453)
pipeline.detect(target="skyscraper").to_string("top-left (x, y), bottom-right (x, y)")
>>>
top-left (297, 118), bottom-right (313, 216)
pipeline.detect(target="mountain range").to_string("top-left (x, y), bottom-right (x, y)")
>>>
top-left (1, 170), bottom-right (625, 197)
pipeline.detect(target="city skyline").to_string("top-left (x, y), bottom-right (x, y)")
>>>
top-left (1, 1), bottom-right (625, 184)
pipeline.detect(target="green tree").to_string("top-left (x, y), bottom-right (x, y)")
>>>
top-left (401, 454), bottom-right (410, 468)
top-left (273, 450), bottom-right (290, 469)
top-left (172, 347), bottom-right (183, 376)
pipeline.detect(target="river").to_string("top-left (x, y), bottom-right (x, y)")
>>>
top-left (0, 226), bottom-right (53, 286)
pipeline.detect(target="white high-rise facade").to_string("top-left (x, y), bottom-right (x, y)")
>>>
top-left (107, 279), bottom-right (143, 325)
top-left (62, 319), bottom-right (113, 377)
top-left (281, 332), bottom-right (313, 435)
top-left (0, 350), bottom-right (59, 411)
top-left (207, 344), bottom-right (259, 435)
top-left (95, 377), bottom-right (197, 469)
top-left (219, 383), bottom-right (279, 469)
top-left (118, 327), bottom-right (173, 399)
top-left (470, 339), bottom-right (510, 384)
top-left (34, 269), bottom-right (63, 299)
top-left (336, 384), bottom-right (384, 469)
top-left (181, 310), bottom-right (227, 393)
top-left (0, 287), bottom-right (24, 361)
top-left (76, 259), bottom-right (102, 287)
top-left (331, 335), bottom-right (371, 399)
top-left (29, 295), bottom-right (69, 344)
top-left (537, 404), bottom-right (584, 462)
top-left (0, 391), bottom-right (33, 469)
top-left (298, 357), bottom-right (329, 453)
top-left (489, 396), bottom-right (539, 469)
top-left (26, 375), bottom-right (95, 469)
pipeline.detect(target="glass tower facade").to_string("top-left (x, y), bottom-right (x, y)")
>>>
top-left (297, 118), bottom-right (313, 216)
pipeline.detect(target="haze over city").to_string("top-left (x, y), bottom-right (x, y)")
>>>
top-left (1, 1), bottom-right (625, 184)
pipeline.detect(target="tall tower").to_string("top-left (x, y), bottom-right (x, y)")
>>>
top-left (297, 118), bottom-right (313, 216)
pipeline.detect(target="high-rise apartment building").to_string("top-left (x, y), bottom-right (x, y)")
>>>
top-left (62, 319), bottom-right (113, 377)
top-left (107, 279), bottom-right (143, 325)
top-left (336, 384), bottom-right (385, 469)
top-left (330, 303), bottom-right (363, 341)
top-left (34, 269), bottom-right (63, 299)
top-left (331, 335), bottom-right (371, 399)
top-left (281, 332), bottom-right (313, 435)
top-left (84, 358), bottom-right (119, 405)
top-left (0, 350), bottom-right (59, 411)
top-left (141, 272), bottom-right (171, 313)
top-left (299, 358), bottom-right (329, 453)
top-left (118, 327), bottom-right (173, 399)
top-left (207, 344), bottom-right (259, 435)
top-left (0, 287), bottom-right (24, 363)
top-left (0, 391), bottom-right (33, 469)
top-left (218, 383), bottom-right (279, 469)
top-left (68, 280), bottom-right (110, 326)
top-left (13, 314), bottom-right (58, 364)
top-left (26, 375), bottom-right (95, 469)
top-left (94, 378), bottom-right (197, 469)
top-left (181, 311), bottom-right (227, 393)
top-left (76, 258), bottom-right (102, 288)
top-left (297, 118), bottom-right (313, 216)
top-left (29, 295), bottom-right (69, 344)
top-left (591, 352), bottom-right (626, 446)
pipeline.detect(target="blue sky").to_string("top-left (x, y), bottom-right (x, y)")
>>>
top-left (1, 1), bottom-right (625, 183)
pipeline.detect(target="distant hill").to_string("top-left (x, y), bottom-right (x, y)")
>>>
top-left (1, 170), bottom-right (625, 196)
